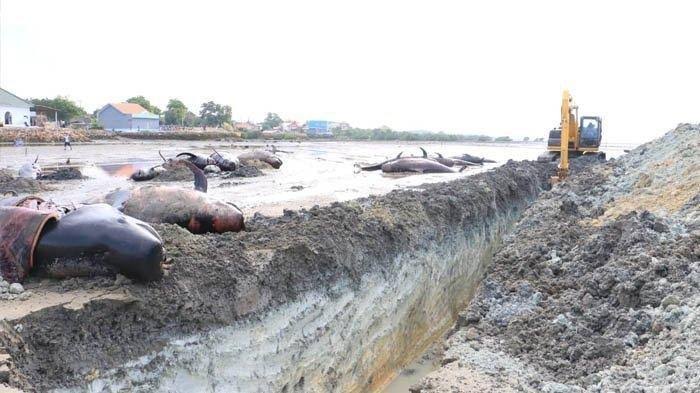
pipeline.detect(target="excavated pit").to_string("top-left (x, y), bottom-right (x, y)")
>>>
top-left (1, 160), bottom-right (552, 392)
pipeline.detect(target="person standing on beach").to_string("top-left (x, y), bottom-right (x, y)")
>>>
top-left (64, 134), bottom-right (72, 150)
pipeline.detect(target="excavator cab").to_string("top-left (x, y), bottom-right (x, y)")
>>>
top-left (579, 116), bottom-right (602, 148)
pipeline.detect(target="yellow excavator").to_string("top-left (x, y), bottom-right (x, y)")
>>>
top-left (538, 90), bottom-right (604, 182)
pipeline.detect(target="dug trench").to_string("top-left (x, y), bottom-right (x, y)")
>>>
top-left (0, 160), bottom-right (553, 392)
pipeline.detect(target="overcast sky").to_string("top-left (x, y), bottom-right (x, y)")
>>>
top-left (1, 0), bottom-right (698, 143)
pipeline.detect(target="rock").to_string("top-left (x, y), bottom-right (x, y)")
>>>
top-left (8, 283), bottom-right (24, 294)
top-left (0, 281), bottom-right (8, 293)
top-left (661, 294), bottom-right (680, 308)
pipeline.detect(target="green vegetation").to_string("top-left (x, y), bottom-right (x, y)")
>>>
top-left (262, 112), bottom-right (283, 130)
top-left (126, 96), bottom-right (161, 114)
top-left (163, 99), bottom-right (188, 125)
top-left (332, 127), bottom-right (495, 142)
top-left (30, 96), bottom-right (86, 122)
top-left (494, 136), bottom-right (513, 142)
top-left (199, 101), bottom-right (232, 127)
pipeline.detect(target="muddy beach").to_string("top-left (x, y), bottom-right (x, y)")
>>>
top-left (0, 137), bottom-right (667, 393)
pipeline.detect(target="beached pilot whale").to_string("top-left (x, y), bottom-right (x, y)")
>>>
top-left (210, 149), bottom-right (240, 171)
top-left (416, 148), bottom-right (480, 168)
top-left (102, 160), bottom-right (245, 234)
top-left (0, 196), bottom-right (164, 282)
top-left (450, 153), bottom-right (496, 164)
top-left (237, 149), bottom-right (283, 169)
top-left (358, 148), bottom-right (468, 174)
top-left (176, 152), bottom-right (217, 170)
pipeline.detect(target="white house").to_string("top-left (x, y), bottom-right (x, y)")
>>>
top-left (0, 87), bottom-right (31, 127)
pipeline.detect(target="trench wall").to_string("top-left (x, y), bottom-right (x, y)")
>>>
top-left (3, 161), bottom-right (552, 392)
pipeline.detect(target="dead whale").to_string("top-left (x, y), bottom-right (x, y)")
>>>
top-left (450, 153), bottom-right (496, 164)
top-left (210, 149), bottom-right (240, 171)
top-left (417, 148), bottom-right (480, 168)
top-left (0, 196), bottom-right (164, 282)
top-left (358, 149), bottom-right (467, 173)
top-left (380, 157), bottom-right (458, 173)
top-left (102, 161), bottom-right (244, 234)
top-left (238, 150), bottom-right (283, 169)
top-left (177, 152), bottom-right (217, 170)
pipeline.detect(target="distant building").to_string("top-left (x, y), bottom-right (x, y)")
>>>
top-left (31, 104), bottom-right (59, 127)
top-left (0, 87), bottom-right (31, 127)
top-left (234, 121), bottom-right (261, 132)
top-left (281, 121), bottom-right (302, 132)
top-left (97, 102), bottom-right (159, 131)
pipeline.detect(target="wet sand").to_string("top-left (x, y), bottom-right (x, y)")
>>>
top-left (0, 140), bottom-right (629, 217)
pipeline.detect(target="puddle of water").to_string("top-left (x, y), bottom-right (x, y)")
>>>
top-left (383, 347), bottom-right (440, 393)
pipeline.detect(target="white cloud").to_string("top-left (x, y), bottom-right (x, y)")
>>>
top-left (1, 0), bottom-right (698, 143)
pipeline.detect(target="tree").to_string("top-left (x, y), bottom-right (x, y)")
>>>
top-left (163, 99), bottom-right (188, 125)
top-left (31, 96), bottom-right (87, 122)
top-left (219, 105), bottom-right (232, 126)
top-left (126, 96), bottom-right (161, 115)
top-left (199, 101), bottom-right (232, 127)
top-left (262, 112), bottom-right (283, 130)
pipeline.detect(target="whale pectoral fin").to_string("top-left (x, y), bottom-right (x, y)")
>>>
top-left (396, 152), bottom-right (403, 159)
top-left (420, 147), bottom-right (427, 158)
top-left (437, 153), bottom-right (443, 158)
top-left (459, 166), bottom-right (469, 172)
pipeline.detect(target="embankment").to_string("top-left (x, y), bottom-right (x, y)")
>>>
top-left (413, 124), bottom-right (699, 392)
top-left (1, 160), bottom-right (552, 392)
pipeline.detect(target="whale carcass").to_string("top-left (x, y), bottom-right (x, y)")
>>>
top-left (0, 196), bottom-right (164, 282)
top-left (103, 161), bottom-right (244, 234)
top-left (237, 150), bottom-right (283, 169)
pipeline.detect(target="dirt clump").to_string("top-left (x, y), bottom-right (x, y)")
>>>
top-left (414, 124), bottom-right (700, 391)
top-left (222, 164), bottom-right (264, 178)
top-left (39, 168), bottom-right (84, 181)
top-left (0, 169), bottom-right (51, 195)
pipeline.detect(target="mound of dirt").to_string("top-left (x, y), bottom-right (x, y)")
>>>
top-left (415, 124), bottom-right (700, 391)
top-left (39, 168), bottom-right (84, 181)
top-left (152, 164), bottom-right (194, 182)
top-left (0, 169), bottom-right (51, 195)
top-left (222, 165), bottom-right (264, 178)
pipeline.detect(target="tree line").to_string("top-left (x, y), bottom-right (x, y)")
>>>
top-left (28, 95), bottom-right (233, 128)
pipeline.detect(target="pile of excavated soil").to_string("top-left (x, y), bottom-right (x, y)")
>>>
top-left (39, 168), bottom-right (84, 181)
top-left (222, 164), bottom-right (264, 178)
top-left (0, 169), bottom-right (51, 195)
top-left (0, 160), bottom-right (552, 391)
top-left (413, 124), bottom-right (700, 392)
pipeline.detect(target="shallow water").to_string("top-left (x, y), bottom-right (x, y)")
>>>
top-left (0, 140), bottom-right (632, 217)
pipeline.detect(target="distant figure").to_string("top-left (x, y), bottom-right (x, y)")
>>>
top-left (64, 134), bottom-right (72, 150)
